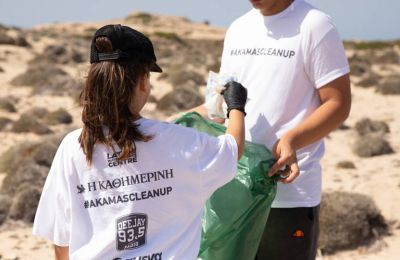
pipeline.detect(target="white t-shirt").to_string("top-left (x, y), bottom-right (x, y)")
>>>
top-left (33, 118), bottom-right (238, 260)
top-left (220, 0), bottom-right (349, 208)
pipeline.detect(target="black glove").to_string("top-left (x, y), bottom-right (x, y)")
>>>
top-left (222, 81), bottom-right (247, 118)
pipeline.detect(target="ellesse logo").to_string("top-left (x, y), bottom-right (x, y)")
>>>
top-left (292, 229), bottom-right (305, 238)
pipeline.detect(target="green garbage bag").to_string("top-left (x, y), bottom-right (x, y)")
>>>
top-left (174, 112), bottom-right (277, 260)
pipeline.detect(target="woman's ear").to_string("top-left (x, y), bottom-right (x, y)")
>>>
top-left (138, 73), bottom-right (149, 92)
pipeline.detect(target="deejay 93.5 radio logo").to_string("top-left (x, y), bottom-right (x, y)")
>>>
top-left (116, 213), bottom-right (148, 250)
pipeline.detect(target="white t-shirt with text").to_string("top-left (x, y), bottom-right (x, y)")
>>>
top-left (33, 118), bottom-right (238, 260)
top-left (220, 0), bottom-right (349, 208)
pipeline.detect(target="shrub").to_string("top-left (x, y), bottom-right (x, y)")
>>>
top-left (353, 41), bottom-right (393, 50)
top-left (349, 55), bottom-right (371, 77)
top-left (355, 118), bottom-right (390, 136)
top-left (29, 44), bottom-right (86, 65)
top-left (374, 49), bottom-right (399, 64)
top-left (0, 32), bottom-right (15, 45)
top-left (319, 191), bottom-right (388, 254)
top-left (357, 72), bottom-right (380, 88)
top-left (376, 76), bottom-right (400, 95)
top-left (153, 31), bottom-right (185, 45)
top-left (0, 31), bottom-right (29, 47)
top-left (0, 97), bottom-right (17, 112)
top-left (157, 87), bottom-right (203, 113)
top-left (166, 67), bottom-right (206, 88)
top-left (11, 114), bottom-right (52, 135)
top-left (0, 66), bottom-right (4, 73)
top-left (0, 142), bottom-right (35, 173)
top-left (32, 141), bottom-right (59, 167)
top-left (336, 161), bottom-right (356, 169)
top-left (0, 117), bottom-right (12, 131)
top-left (0, 194), bottom-right (11, 225)
top-left (353, 135), bottom-right (394, 157)
top-left (44, 108), bottom-right (73, 125)
top-left (125, 12), bottom-right (153, 24)
top-left (0, 135), bottom-right (63, 174)
top-left (1, 163), bottom-right (49, 196)
top-left (8, 184), bottom-right (42, 223)
top-left (10, 63), bottom-right (81, 96)
top-left (23, 107), bottom-right (48, 119)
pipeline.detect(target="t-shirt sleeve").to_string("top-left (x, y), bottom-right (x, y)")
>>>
top-left (32, 138), bottom-right (72, 246)
top-left (305, 25), bottom-right (350, 89)
top-left (194, 132), bottom-right (238, 201)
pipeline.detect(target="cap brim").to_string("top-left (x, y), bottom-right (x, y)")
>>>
top-left (150, 62), bottom-right (162, 73)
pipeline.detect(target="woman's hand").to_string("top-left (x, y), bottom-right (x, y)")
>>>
top-left (268, 135), bottom-right (300, 184)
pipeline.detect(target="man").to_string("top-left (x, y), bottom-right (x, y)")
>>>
top-left (190, 0), bottom-right (351, 259)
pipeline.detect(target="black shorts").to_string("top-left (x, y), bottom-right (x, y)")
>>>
top-left (256, 205), bottom-right (320, 260)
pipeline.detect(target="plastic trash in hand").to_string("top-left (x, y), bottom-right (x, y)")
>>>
top-left (205, 71), bottom-right (237, 119)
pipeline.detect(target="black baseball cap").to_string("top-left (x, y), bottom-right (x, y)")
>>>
top-left (90, 24), bottom-right (162, 73)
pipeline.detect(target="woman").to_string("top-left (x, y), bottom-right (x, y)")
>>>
top-left (33, 24), bottom-right (247, 260)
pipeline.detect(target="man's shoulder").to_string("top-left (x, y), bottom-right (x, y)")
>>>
top-left (299, 1), bottom-right (336, 33)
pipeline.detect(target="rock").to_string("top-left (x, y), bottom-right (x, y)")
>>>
top-left (376, 75), bottom-right (400, 95)
top-left (336, 161), bottom-right (356, 169)
top-left (354, 118), bottom-right (390, 136)
top-left (319, 191), bottom-right (388, 254)
top-left (353, 135), bottom-right (394, 157)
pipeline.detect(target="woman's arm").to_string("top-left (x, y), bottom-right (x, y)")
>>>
top-left (54, 245), bottom-right (69, 260)
top-left (226, 109), bottom-right (245, 160)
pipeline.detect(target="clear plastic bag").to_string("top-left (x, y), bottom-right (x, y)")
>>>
top-left (205, 71), bottom-right (237, 119)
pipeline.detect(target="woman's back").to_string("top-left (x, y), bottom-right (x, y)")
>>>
top-left (33, 118), bottom-right (238, 259)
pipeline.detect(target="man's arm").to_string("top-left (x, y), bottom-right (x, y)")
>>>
top-left (269, 74), bottom-right (351, 183)
top-left (54, 245), bottom-right (69, 260)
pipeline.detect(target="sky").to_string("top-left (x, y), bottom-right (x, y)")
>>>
top-left (0, 0), bottom-right (399, 41)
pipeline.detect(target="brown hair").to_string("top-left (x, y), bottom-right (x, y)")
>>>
top-left (79, 36), bottom-right (152, 165)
